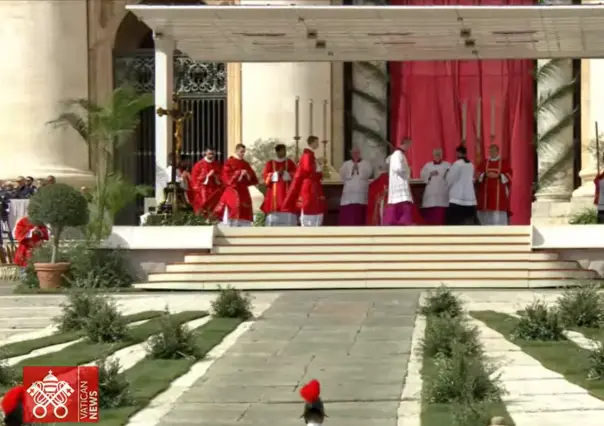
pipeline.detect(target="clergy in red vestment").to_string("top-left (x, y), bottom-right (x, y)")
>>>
top-left (282, 136), bottom-right (326, 227)
top-left (190, 149), bottom-right (224, 217)
top-left (476, 144), bottom-right (512, 225)
top-left (594, 169), bottom-right (604, 224)
top-left (366, 166), bottom-right (389, 226)
top-left (214, 144), bottom-right (259, 226)
top-left (261, 144), bottom-right (297, 226)
top-left (13, 216), bottom-right (49, 268)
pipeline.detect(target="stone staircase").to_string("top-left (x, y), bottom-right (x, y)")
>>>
top-left (134, 226), bottom-right (597, 290)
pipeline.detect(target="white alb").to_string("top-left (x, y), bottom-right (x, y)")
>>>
top-left (419, 161), bottom-right (450, 208)
top-left (339, 159), bottom-right (372, 206)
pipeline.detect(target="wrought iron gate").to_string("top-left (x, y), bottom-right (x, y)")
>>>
top-left (113, 50), bottom-right (227, 223)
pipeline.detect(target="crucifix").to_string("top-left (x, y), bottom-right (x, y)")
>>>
top-left (156, 92), bottom-right (192, 214)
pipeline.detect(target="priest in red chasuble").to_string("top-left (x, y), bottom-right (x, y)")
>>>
top-left (191, 149), bottom-right (223, 217)
top-left (366, 166), bottom-right (389, 226)
top-left (261, 144), bottom-right (297, 226)
top-left (593, 169), bottom-right (604, 223)
top-left (283, 135), bottom-right (326, 227)
top-left (13, 216), bottom-right (49, 268)
top-left (476, 144), bottom-right (512, 225)
top-left (214, 144), bottom-right (258, 227)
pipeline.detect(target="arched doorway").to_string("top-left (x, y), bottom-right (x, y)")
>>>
top-left (113, 6), bottom-right (227, 224)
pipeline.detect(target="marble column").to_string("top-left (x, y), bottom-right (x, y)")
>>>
top-left (0, 0), bottom-right (93, 186)
top-left (153, 34), bottom-right (174, 203)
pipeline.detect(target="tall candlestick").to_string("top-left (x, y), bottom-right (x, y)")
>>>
top-left (322, 100), bottom-right (328, 141)
top-left (294, 96), bottom-right (300, 138)
top-left (309, 99), bottom-right (314, 135)
top-left (490, 97), bottom-right (495, 139)
top-left (476, 97), bottom-right (482, 138)
top-left (461, 101), bottom-right (467, 141)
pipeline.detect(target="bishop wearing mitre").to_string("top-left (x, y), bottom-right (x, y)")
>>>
top-left (419, 148), bottom-right (450, 225)
top-left (338, 147), bottom-right (373, 226)
top-left (190, 149), bottom-right (223, 216)
top-left (214, 144), bottom-right (259, 227)
top-left (476, 144), bottom-right (512, 225)
top-left (261, 144), bottom-right (297, 226)
top-left (283, 135), bottom-right (326, 227)
top-left (366, 165), bottom-right (389, 226)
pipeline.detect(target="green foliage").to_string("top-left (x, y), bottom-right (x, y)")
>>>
top-left (55, 290), bottom-right (106, 332)
top-left (211, 286), bottom-right (254, 320)
top-left (451, 402), bottom-right (496, 426)
top-left (0, 356), bottom-right (18, 387)
top-left (587, 342), bottom-right (604, 380)
top-left (245, 138), bottom-right (297, 178)
top-left (49, 86), bottom-right (154, 242)
top-left (420, 285), bottom-right (463, 318)
top-left (143, 211), bottom-right (216, 226)
top-left (512, 301), bottom-right (564, 341)
top-left (28, 184), bottom-right (90, 263)
top-left (557, 283), bottom-right (604, 327)
top-left (424, 343), bottom-right (503, 404)
top-left (96, 357), bottom-right (134, 409)
top-left (146, 310), bottom-right (201, 360)
top-left (422, 315), bottom-right (482, 359)
top-left (81, 296), bottom-right (128, 343)
top-left (253, 212), bottom-right (266, 227)
top-left (569, 207), bottom-right (598, 225)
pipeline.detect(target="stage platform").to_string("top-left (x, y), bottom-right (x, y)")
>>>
top-left (103, 225), bottom-right (604, 290)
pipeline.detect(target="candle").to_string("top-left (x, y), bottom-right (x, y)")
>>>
top-left (322, 100), bottom-right (328, 141)
top-left (491, 97), bottom-right (495, 138)
top-left (309, 99), bottom-right (314, 135)
top-left (461, 101), bottom-right (467, 141)
top-left (294, 96), bottom-right (300, 138)
top-left (476, 97), bottom-right (482, 138)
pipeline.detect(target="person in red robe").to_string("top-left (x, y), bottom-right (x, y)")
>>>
top-left (190, 149), bottom-right (224, 217)
top-left (476, 144), bottom-right (512, 225)
top-left (366, 166), bottom-right (389, 225)
top-left (283, 136), bottom-right (326, 227)
top-left (214, 144), bottom-right (259, 226)
top-left (261, 144), bottom-right (297, 226)
top-left (13, 216), bottom-right (49, 268)
top-left (594, 169), bottom-right (604, 224)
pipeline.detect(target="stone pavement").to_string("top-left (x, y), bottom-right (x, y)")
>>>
top-left (158, 290), bottom-right (420, 426)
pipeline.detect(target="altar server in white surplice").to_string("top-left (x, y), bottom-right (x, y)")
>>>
top-left (338, 148), bottom-right (373, 226)
top-left (383, 138), bottom-right (415, 226)
top-left (419, 148), bottom-right (450, 225)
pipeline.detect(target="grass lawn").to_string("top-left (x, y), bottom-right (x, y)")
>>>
top-left (420, 315), bottom-right (514, 426)
top-left (88, 317), bottom-right (243, 426)
top-left (471, 310), bottom-right (604, 402)
top-left (0, 310), bottom-right (163, 359)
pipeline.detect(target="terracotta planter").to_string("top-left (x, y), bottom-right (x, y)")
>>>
top-left (34, 262), bottom-right (70, 290)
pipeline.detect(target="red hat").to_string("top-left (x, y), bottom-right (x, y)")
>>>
top-left (299, 380), bottom-right (326, 424)
top-left (2, 385), bottom-right (24, 426)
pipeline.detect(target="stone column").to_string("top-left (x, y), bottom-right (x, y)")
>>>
top-left (0, 0), bottom-right (93, 186)
top-left (153, 34), bottom-right (174, 203)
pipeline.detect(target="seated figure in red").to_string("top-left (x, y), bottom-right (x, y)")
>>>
top-left (13, 216), bottom-right (49, 268)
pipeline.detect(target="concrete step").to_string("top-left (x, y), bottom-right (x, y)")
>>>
top-left (212, 244), bottom-right (532, 254)
top-left (213, 235), bottom-right (530, 246)
top-left (134, 278), bottom-right (590, 291)
top-left (166, 261), bottom-right (580, 273)
top-left (215, 225), bottom-right (531, 237)
top-left (184, 252), bottom-right (561, 263)
top-left (148, 269), bottom-right (596, 282)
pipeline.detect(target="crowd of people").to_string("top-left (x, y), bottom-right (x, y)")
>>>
top-left (169, 136), bottom-right (513, 227)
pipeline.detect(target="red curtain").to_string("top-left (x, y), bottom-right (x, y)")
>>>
top-left (389, 0), bottom-right (535, 225)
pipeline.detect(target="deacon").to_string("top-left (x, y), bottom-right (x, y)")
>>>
top-left (13, 216), bottom-right (49, 268)
top-left (338, 147), bottom-right (373, 226)
top-left (283, 136), bottom-right (326, 227)
top-left (594, 168), bottom-right (604, 223)
top-left (383, 138), bottom-right (415, 226)
top-left (190, 149), bottom-right (223, 216)
top-left (366, 165), bottom-right (389, 226)
top-left (419, 148), bottom-right (450, 225)
top-left (260, 144), bottom-right (297, 226)
top-left (299, 379), bottom-right (326, 426)
top-left (214, 144), bottom-right (258, 227)
top-left (476, 144), bottom-right (512, 225)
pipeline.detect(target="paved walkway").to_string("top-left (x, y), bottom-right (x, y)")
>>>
top-left (158, 290), bottom-right (420, 426)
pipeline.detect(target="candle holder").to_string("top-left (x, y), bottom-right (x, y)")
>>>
top-left (321, 139), bottom-right (330, 178)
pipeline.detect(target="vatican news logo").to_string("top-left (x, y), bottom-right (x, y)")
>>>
top-left (22, 366), bottom-right (99, 423)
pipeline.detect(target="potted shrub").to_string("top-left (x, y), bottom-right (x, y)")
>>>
top-left (28, 183), bottom-right (90, 289)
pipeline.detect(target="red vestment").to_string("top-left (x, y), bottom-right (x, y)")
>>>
top-left (594, 171), bottom-right (604, 206)
top-left (13, 217), bottom-right (49, 267)
top-left (366, 172), bottom-right (389, 225)
top-left (476, 158), bottom-right (512, 213)
top-left (214, 157), bottom-right (258, 221)
top-left (283, 148), bottom-right (326, 215)
top-left (190, 159), bottom-right (224, 215)
top-left (260, 158), bottom-right (297, 214)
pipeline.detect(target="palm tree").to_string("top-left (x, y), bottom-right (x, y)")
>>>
top-left (49, 86), bottom-right (154, 241)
